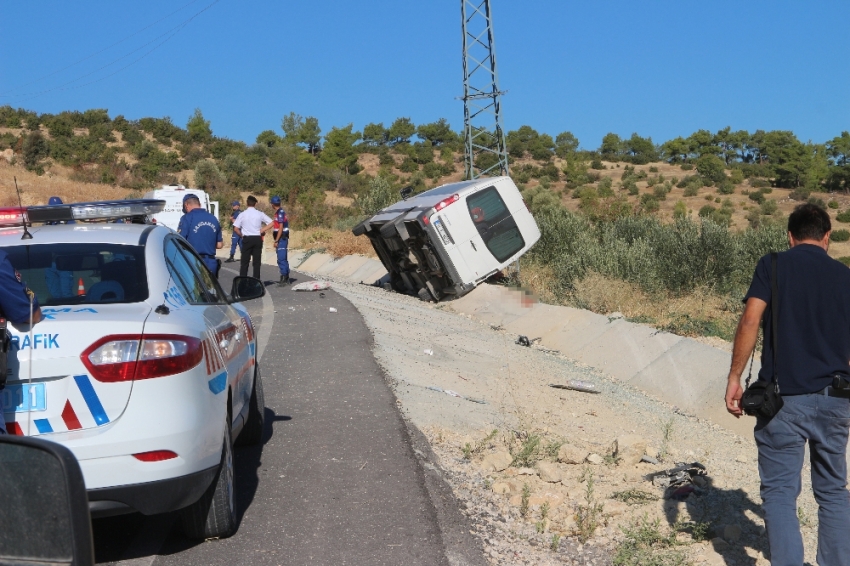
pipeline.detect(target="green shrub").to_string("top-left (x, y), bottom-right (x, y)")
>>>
top-left (789, 188), bottom-right (812, 201)
top-left (399, 157), bottom-right (419, 173)
top-left (749, 178), bottom-right (771, 188)
top-left (730, 168), bottom-right (745, 184)
top-left (649, 166), bottom-right (658, 173)
top-left (590, 158), bottom-right (605, 169)
top-left (808, 196), bottom-right (827, 209)
top-left (680, 163), bottom-right (694, 170)
top-left (696, 154), bottom-right (726, 184)
top-left (838, 257), bottom-right (850, 267)
top-left (760, 199), bottom-right (778, 216)
top-left (683, 184), bottom-right (699, 197)
top-left (653, 185), bottom-right (668, 200)
top-left (717, 180), bottom-right (735, 195)
top-left (625, 180), bottom-right (639, 196)
top-left (640, 194), bottom-right (660, 213)
top-left (598, 177), bottom-right (614, 197)
top-left (836, 210), bottom-right (850, 223)
top-left (748, 190), bottom-right (766, 204)
top-left (831, 230), bottom-right (850, 243)
top-left (828, 200), bottom-right (840, 209)
top-left (673, 200), bottom-right (687, 219)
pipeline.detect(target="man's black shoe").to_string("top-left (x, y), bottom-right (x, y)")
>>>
top-left (278, 275), bottom-right (289, 287)
top-left (225, 257), bottom-right (235, 263)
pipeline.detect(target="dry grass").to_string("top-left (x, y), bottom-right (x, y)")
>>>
top-left (0, 160), bottom-right (128, 207)
top-left (518, 265), bottom-right (739, 342)
top-left (290, 228), bottom-right (377, 258)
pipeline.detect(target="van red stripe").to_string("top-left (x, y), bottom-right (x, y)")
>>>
top-left (6, 422), bottom-right (23, 436)
top-left (62, 401), bottom-right (82, 430)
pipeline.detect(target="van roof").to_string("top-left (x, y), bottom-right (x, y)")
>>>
top-left (378, 177), bottom-right (506, 216)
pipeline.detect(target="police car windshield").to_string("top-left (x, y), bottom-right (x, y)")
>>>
top-left (4, 243), bottom-right (148, 306)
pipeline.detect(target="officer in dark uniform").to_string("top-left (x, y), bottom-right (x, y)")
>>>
top-left (178, 194), bottom-right (223, 277)
top-left (225, 201), bottom-right (242, 263)
top-left (0, 249), bottom-right (43, 434)
top-left (270, 196), bottom-right (290, 287)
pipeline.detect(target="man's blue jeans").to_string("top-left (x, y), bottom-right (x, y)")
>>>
top-left (755, 393), bottom-right (850, 565)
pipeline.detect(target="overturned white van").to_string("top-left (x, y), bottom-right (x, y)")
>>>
top-left (353, 176), bottom-right (540, 301)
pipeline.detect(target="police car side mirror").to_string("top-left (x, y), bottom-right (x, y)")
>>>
top-left (230, 276), bottom-right (265, 302)
top-left (0, 435), bottom-right (94, 565)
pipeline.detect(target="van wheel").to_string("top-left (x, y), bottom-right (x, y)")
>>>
top-left (425, 280), bottom-right (442, 301)
top-left (417, 287), bottom-right (435, 302)
top-left (181, 417), bottom-right (236, 539)
top-left (236, 363), bottom-right (265, 447)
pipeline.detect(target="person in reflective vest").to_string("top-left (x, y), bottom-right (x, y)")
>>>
top-left (270, 196), bottom-right (290, 287)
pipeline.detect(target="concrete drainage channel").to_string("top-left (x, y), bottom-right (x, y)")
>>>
top-left (277, 250), bottom-right (752, 440)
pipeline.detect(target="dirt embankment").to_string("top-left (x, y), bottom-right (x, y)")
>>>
top-left (320, 277), bottom-right (816, 566)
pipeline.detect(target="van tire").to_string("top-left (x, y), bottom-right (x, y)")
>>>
top-left (181, 417), bottom-right (237, 539)
top-left (417, 287), bottom-right (435, 302)
top-left (236, 363), bottom-right (264, 447)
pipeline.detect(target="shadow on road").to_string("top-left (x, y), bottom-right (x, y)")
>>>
top-left (93, 408), bottom-right (292, 563)
top-left (662, 474), bottom-right (770, 565)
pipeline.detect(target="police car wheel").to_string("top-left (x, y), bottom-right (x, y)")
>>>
top-left (236, 362), bottom-right (265, 447)
top-left (181, 416), bottom-right (237, 539)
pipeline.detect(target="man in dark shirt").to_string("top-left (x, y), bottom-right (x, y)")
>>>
top-left (178, 194), bottom-right (223, 277)
top-left (725, 203), bottom-right (850, 564)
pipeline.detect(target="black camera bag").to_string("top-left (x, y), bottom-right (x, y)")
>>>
top-left (741, 253), bottom-right (784, 419)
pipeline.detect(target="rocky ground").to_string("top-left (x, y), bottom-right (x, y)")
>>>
top-left (300, 275), bottom-right (821, 565)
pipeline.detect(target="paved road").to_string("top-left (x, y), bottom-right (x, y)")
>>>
top-left (93, 263), bottom-right (485, 566)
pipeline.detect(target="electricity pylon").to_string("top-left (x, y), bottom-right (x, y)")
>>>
top-left (461, 0), bottom-right (509, 179)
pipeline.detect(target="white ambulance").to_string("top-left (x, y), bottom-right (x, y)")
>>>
top-left (353, 176), bottom-right (540, 301)
top-left (143, 184), bottom-right (220, 231)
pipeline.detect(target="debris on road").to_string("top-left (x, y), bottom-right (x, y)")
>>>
top-left (515, 335), bottom-right (531, 347)
top-left (329, 307), bottom-right (338, 313)
top-left (426, 385), bottom-right (487, 404)
top-left (424, 349), bottom-right (434, 356)
top-left (549, 380), bottom-right (600, 394)
top-left (291, 280), bottom-right (331, 291)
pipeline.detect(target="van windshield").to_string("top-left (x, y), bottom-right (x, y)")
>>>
top-left (2, 243), bottom-right (148, 306)
top-left (467, 187), bottom-right (525, 263)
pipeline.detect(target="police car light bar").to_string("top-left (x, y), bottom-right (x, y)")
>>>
top-left (27, 199), bottom-right (166, 223)
top-left (0, 208), bottom-right (28, 227)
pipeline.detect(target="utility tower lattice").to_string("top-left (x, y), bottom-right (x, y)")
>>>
top-left (461, 0), bottom-right (509, 180)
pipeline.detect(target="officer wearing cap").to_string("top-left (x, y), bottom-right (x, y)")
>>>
top-left (178, 194), bottom-right (223, 277)
top-left (225, 201), bottom-right (242, 263)
top-left (269, 195), bottom-right (290, 287)
top-left (0, 249), bottom-right (43, 434)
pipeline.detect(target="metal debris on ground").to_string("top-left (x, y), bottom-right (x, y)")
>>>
top-left (291, 280), bottom-right (332, 291)
top-left (516, 335), bottom-right (531, 347)
top-left (640, 454), bottom-right (659, 465)
top-left (549, 381), bottom-right (600, 394)
top-left (329, 307), bottom-right (338, 313)
top-left (426, 386), bottom-right (487, 404)
top-left (652, 462), bottom-right (706, 497)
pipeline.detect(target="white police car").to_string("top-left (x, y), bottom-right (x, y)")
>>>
top-left (0, 199), bottom-right (265, 539)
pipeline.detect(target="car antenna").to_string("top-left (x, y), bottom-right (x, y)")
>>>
top-left (14, 177), bottom-right (33, 240)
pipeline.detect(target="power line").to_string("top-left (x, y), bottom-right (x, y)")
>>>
top-left (0, 0), bottom-right (221, 103)
top-left (0, 0), bottom-right (203, 96)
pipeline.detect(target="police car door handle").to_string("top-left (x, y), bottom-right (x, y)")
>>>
top-left (470, 241), bottom-right (477, 251)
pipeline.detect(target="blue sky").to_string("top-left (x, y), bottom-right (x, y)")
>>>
top-left (1, 1), bottom-right (847, 149)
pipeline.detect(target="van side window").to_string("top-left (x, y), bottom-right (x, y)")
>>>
top-left (466, 187), bottom-right (525, 262)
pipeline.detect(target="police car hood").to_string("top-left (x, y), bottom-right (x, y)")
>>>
top-left (3, 303), bottom-right (151, 436)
